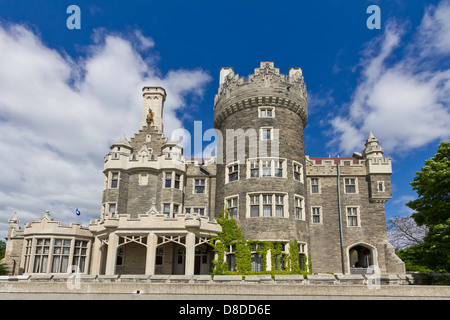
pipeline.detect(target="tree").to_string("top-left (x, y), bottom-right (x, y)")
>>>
top-left (0, 240), bottom-right (9, 275)
top-left (387, 216), bottom-right (428, 250)
top-left (404, 141), bottom-right (450, 272)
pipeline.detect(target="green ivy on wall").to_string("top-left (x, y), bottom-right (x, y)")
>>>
top-left (209, 209), bottom-right (312, 276)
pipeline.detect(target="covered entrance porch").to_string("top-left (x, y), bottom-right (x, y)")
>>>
top-left (94, 232), bottom-right (214, 276)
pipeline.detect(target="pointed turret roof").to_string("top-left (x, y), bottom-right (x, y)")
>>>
top-left (111, 134), bottom-right (133, 149)
top-left (363, 132), bottom-right (384, 158)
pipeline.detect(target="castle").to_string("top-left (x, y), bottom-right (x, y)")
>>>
top-left (2, 62), bottom-right (405, 276)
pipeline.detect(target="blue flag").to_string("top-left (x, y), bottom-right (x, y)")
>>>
top-left (76, 208), bottom-right (81, 216)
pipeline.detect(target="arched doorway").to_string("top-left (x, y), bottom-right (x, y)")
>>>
top-left (349, 244), bottom-right (375, 274)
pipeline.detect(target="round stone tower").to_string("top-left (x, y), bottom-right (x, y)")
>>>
top-left (214, 61), bottom-right (309, 243)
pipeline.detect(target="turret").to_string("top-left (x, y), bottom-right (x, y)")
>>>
top-left (213, 61), bottom-right (309, 243)
top-left (363, 132), bottom-right (384, 158)
top-left (141, 87), bottom-right (166, 132)
top-left (362, 132), bottom-right (392, 202)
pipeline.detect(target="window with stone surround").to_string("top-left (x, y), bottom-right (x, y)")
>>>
top-left (260, 127), bottom-right (273, 140)
top-left (164, 171), bottom-right (182, 189)
top-left (246, 193), bottom-right (288, 218)
top-left (51, 239), bottom-right (71, 273)
top-left (164, 172), bottom-right (172, 188)
top-left (108, 203), bottom-right (117, 216)
top-left (174, 174), bottom-right (181, 189)
top-left (294, 195), bottom-right (305, 220)
top-left (194, 179), bottom-right (206, 194)
top-left (310, 178), bottom-right (320, 194)
top-left (110, 172), bottom-right (119, 188)
top-left (344, 178), bottom-right (358, 194)
top-left (346, 206), bottom-right (360, 227)
top-left (25, 237), bottom-right (91, 274)
top-left (377, 181), bottom-right (385, 192)
top-left (185, 207), bottom-right (206, 216)
top-left (312, 207), bottom-right (322, 224)
top-left (161, 202), bottom-right (181, 218)
top-left (250, 243), bottom-right (264, 271)
top-left (246, 158), bottom-right (286, 179)
top-left (33, 238), bottom-right (50, 273)
top-left (73, 240), bottom-right (88, 273)
top-left (163, 203), bottom-right (171, 216)
top-left (298, 242), bottom-right (308, 271)
top-left (226, 162), bottom-right (239, 183)
top-left (225, 195), bottom-right (238, 219)
top-left (258, 106), bottom-right (275, 118)
top-left (293, 161), bottom-right (303, 182)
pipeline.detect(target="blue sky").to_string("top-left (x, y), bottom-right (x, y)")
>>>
top-left (0, 0), bottom-right (449, 239)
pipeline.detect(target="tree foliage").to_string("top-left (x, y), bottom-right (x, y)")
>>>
top-left (0, 240), bottom-right (9, 275)
top-left (401, 141), bottom-right (450, 272)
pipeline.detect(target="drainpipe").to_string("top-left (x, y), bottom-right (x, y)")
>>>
top-left (200, 166), bottom-right (212, 220)
top-left (337, 163), bottom-right (346, 274)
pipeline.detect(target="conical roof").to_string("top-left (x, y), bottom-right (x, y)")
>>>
top-left (111, 134), bottom-right (133, 149)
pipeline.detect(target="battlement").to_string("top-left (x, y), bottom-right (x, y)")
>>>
top-left (23, 211), bottom-right (91, 237)
top-left (366, 156), bottom-right (392, 174)
top-left (89, 210), bottom-right (220, 235)
top-left (213, 62), bottom-right (308, 127)
top-left (104, 149), bottom-right (187, 172)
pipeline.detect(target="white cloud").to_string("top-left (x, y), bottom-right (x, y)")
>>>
top-left (329, 2), bottom-right (450, 155)
top-left (417, 0), bottom-right (450, 56)
top-left (0, 23), bottom-right (211, 239)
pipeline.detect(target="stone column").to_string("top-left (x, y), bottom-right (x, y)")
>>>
top-left (89, 237), bottom-right (102, 275)
top-left (184, 232), bottom-right (196, 275)
top-left (145, 232), bottom-right (158, 275)
top-left (266, 249), bottom-right (272, 271)
top-left (105, 232), bottom-right (119, 275)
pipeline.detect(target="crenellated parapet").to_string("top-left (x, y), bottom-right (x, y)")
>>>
top-left (213, 62), bottom-right (308, 128)
top-left (88, 210), bottom-right (221, 236)
top-left (23, 211), bottom-right (92, 238)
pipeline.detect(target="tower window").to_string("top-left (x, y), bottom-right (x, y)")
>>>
top-left (246, 193), bottom-right (287, 218)
top-left (250, 161), bottom-right (259, 178)
top-left (312, 207), bottom-right (321, 224)
top-left (377, 181), bottom-right (385, 192)
top-left (227, 163), bottom-right (239, 182)
top-left (164, 173), bottom-right (172, 188)
top-left (163, 203), bottom-right (171, 216)
top-left (247, 158), bottom-right (286, 179)
top-left (260, 128), bottom-right (272, 140)
top-left (259, 107), bottom-right (274, 118)
top-left (226, 196), bottom-right (238, 219)
top-left (293, 161), bottom-right (303, 182)
top-left (174, 174), bottom-right (181, 189)
top-left (108, 203), bottom-right (116, 215)
top-left (110, 172), bottom-right (119, 188)
top-left (294, 196), bottom-right (305, 220)
top-left (262, 160), bottom-right (272, 177)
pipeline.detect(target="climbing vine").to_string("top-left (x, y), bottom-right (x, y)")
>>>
top-left (209, 208), bottom-right (312, 275)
